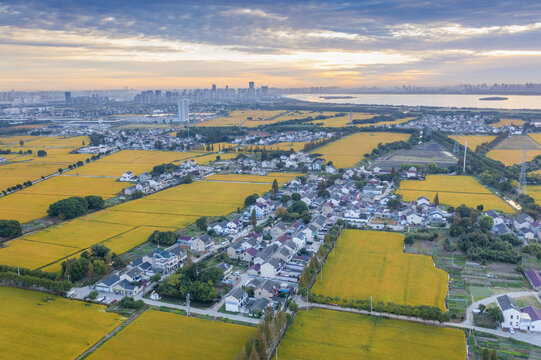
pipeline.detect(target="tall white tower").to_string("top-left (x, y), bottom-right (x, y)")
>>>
top-left (177, 99), bottom-right (189, 122)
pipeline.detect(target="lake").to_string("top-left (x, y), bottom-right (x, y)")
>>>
top-left (286, 93), bottom-right (541, 110)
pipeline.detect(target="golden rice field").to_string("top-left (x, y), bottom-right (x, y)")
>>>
top-left (311, 230), bottom-right (448, 310)
top-left (529, 133), bottom-right (541, 145)
top-left (87, 310), bottom-right (253, 360)
top-left (195, 110), bottom-right (287, 127)
top-left (0, 136), bottom-right (90, 190)
top-left (0, 286), bottom-right (124, 360)
top-left (489, 118), bottom-right (525, 128)
top-left (308, 113), bottom-right (375, 127)
top-left (527, 186), bottom-right (541, 206)
top-left (455, 135), bottom-right (496, 150)
top-left (397, 175), bottom-right (513, 212)
top-left (205, 172), bottom-right (302, 184)
top-left (312, 132), bottom-right (410, 168)
top-left (356, 116), bottom-right (417, 128)
top-left (486, 150), bottom-right (541, 166)
top-left (0, 176), bottom-right (131, 223)
top-left (278, 309), bottom-right (466, 360)
top-left (0, 179), bottom-right (270, 270)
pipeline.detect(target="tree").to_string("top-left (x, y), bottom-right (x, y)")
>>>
top-left (85, 195), bottom-right (104, 210)
top-left (88, 290), bottom-right (99, 300)
top-left (47, 196), bottom-right (88, 220)
top-left (244, 194), bottom-right (259, 207)
top-left (148, 230), bottom-right (177, 246)
top-left (251, 209), bottom-right (257, 227)
top-left (486, 305), bottom-right (504, 323)
top-left (433, 193), bottom-right (439, 206)
top-left (37, 150), bottom-right (47, 157)
top-left (288, 201), bottom-right (308, 214)
top-left (130, 190), bottom-right (144, 200)
top-left (19, 139), bottom-right (24, 146)
top-left (479, 216), bottom-right (494, 232)
top-left (280, 194), bottom-right (291, 205)
top-left (291, 193), bottom-right (301, 201)
top-left (196, 217), bottom-right (208, 231)
top-left (482, 348), bottom-right (490, 360)
top-left (0, 219), bottom-right (22, 239)
top-left (271, 179), bottom-right (279, 197)
top-left (490, 349), bottom-right (497, 360)
top-left (91, 244), bottom-right (110, 258)
top-left (92, 259), bottom-right (106, 277)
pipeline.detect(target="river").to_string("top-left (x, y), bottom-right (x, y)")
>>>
top-left (286, 93), bottom-right (541, 110)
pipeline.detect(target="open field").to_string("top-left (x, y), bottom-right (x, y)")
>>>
top-left (370, 142), bottom-right (457, 171)
top-left (0, 136), bottom-right (90, 190)
top-left (0, 176), bottom-right (131, 222)
top-left (205, 172), bottom-right (302, 184)
top-left (278, 309), bottom-right (466, 360)
top-left (529, 133), bottom-right (541, 145)
top-left (308, 113), bottom-right (375, 127)
top-left (527, 186), bottom-right (541, 206)
top-left (87, 310), bottom-right (252, 360)
top-left (0, 286), bottom-right (124, 360)
top-left (455, 135), bottom-right (496, 150)
top-left (195, 110), bottom-right (309, 127)
top-left (312, 230), bottom-right (448, 310)
top-left (489, 118), bottom-right (525, 127)
top-left (312, 132), bottom-right (410, 168)
top-left (397, 175), bottom-right (513, 212)
top-left (486, 135), bottom-right (541, 166)
top-left (0, 179), bottom-right (270, 270)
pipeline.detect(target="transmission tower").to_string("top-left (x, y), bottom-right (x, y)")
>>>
top-left (425, 115), bottom-right (432, 138)
top-left (453, 129), bottom-right (460, 154)
top-left (517, 145), bottom-right (528, 195)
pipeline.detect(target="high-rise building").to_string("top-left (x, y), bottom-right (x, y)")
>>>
top-left (212, 84), bottom-right (216, 91)
top-left (64, 91), bottom-right (71, 103)
top-left (249, 81), bottom-right (255, 90)
top-left (177, 99), bottom-right (189, 122)
top-left (261, 86), bottom-right (268, 95)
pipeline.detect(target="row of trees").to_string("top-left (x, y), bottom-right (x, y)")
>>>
top-left (233, 309), bottom-right (289, 360)
top-left (0, 271), bottom-right (72, 294)
top-left (47, 195), bottom-right (104, 220)
top-left (308, 292), bottom-right (451, 322)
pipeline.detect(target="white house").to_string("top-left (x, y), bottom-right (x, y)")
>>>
top-left (497, 295), bottom-right (522, 329)
top-left (225, 288), bottom-right (247, 313)
top-left (260, 257), bottom-right (283, 278)
top-left (520, 306), bottom-right (541, 333)
top-left (417, 196), bottom-right (430, 206)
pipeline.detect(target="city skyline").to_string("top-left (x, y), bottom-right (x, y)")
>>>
top-left (0, 0), bottom-right (540, 90)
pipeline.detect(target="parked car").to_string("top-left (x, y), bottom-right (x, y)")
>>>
top-left (509, 328), bottom-right (515, 334)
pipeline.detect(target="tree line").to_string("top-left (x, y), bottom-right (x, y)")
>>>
top-left (48, 195), bottom-right (104, 220)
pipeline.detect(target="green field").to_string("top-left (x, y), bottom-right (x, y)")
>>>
top-left (87, 310), bottom-right (253, 360)
top-left (311, 230), bottom-right (448, 310)
top-left (278, 309), bottom-right (466, 360)
top-left (0, 286), bottom-right (124, 360)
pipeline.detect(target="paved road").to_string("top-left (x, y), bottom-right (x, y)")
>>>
top-left (143, 298), bottom-right (260, 324)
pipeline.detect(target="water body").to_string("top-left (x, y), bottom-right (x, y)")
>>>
top-left (286, 93), bottom-right (541, 110)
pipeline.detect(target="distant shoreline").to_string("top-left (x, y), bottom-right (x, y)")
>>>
top-left (319, 96), bottom-right (355, 100)
top-left (479, 96), bottom-right (509, 101)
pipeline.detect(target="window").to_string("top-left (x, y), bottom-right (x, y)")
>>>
top-left (511, 315), bottom-right (513, 319)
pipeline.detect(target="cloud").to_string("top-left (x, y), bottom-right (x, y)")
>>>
top-left (0, 0), bottom-right (540, 89)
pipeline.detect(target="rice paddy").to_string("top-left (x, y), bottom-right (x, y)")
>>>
top-left (454, 135), bottom-right (496, 150)
top-left (195, 110), bottom-right (311, 127)
top-left (0, 178), bottom-right (270, 270)
top-left (87, 310), bottom-right (253, 360)
top-left (397, 175), bottom-right (513, 212)
top-left (278, 309), bottom-right (466, 360)
top-left (0, 286), bottom-right (124, 360)
top-left (312, 132), bottom-right (410, 168)
top-left (489, 118), bottom-right (525, 128)
top-left (311, 230), bottom-right (448, 311)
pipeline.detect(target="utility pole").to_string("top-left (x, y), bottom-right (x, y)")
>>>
top-left (463, 141), bottom-right (467, 174)
top-left (370, 296), bottom-right (373, 317)
top-left (187, 292), bottom-right (191, 316)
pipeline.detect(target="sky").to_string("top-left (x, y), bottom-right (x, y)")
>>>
top-left (0, 0), bottom-right (540, 90)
